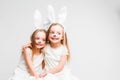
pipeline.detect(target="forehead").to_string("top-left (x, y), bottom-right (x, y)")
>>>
top-left (35, 31), bottom-right (46, 38)
top-left (50, 25), bottom-right (63, 31)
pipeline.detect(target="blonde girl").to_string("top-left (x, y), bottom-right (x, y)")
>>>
top-left (40, 23), bottom-right (78, 80)
top-left (9, 29), bottom-right (47, 80)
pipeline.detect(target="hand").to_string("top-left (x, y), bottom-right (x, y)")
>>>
top-left (39, 72), bottom-right (47, 78)
top-left (35, 74), bottom-right (40, 80)
top-left (22, 43), bottom-right (32, 53)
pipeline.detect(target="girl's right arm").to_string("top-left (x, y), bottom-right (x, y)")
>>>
top-left (22, 48), bottom-right (39, 78)
top-left (40, 55), bottom-right (67, 77)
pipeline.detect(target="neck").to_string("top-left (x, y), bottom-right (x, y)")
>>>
top-left (50, 42), bottom-right (62, 49)
top-left (32, 47), bottom-right (41, 55)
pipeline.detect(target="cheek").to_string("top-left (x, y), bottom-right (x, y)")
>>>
top-left (34, 40), bottom-right (39, 44)
top-left (43, 41), bottom-right (46, 44)
top-left (34, 40), bottom-right (38, 43)
top-left (48, 35), bottom-right (51, 39)
top-left (62, 36), bottom-right (64, 39)
top-left (49, 34), bottom-right (53, 37)
top-left (60, 35), bottom-right (63, 38)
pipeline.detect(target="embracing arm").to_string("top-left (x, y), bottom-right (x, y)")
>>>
top-left (40, 55), bottom-right (67, 77)
top-left (48, 55), bottom-right (67, 73)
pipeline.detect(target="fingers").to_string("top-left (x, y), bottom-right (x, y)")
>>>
top-left (22, 44), bottom-right (29, 53)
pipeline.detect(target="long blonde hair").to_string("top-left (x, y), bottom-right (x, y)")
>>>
top-left (47, 23), bottom-right (70, 60)
top-left (30, 29), bottom-right (47, 60)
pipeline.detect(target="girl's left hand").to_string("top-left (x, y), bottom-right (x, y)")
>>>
top-left (39, 72), bottom-right (47, 78)
top-left (22, 43), bottom-right (32, 53)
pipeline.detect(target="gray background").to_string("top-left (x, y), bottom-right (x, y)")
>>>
top-left (0, 0), bottom-right (120, 80)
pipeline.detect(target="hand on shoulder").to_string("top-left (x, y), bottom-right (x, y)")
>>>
top-left (22, 47), bottom-right (32, 56)
top-left (22, 43), bottom-right (32, 53)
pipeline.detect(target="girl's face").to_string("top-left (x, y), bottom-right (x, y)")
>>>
top-left (34, 31), bottom-right (46, 49)
top-left (48, 25), bottom-right (63, 44)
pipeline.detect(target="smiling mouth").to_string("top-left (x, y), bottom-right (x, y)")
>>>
top-left (36, 44), bottom-right (43, 46)
top-left (51, 38), bottom-right (59, 40)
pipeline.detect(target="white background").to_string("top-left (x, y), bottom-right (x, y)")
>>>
top-left (0, 0), bottom-right (120, 80)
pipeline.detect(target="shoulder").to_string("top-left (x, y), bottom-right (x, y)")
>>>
top-left (43, 44), bottom-right (50, 50)
top-left (25, 47), bottom-right (32, 52)
top-left (61, 45), bottom-right (68, 55)
top-left (41, 44), bottom-right (49, 54)
top-left (61, 45), bottom-right (68, 51)
top-left (23, 47), bottom-right (32, 56)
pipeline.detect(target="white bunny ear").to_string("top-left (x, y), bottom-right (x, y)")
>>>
top-left (58, 6), bottom-right (67, 24)
top-left (48, 5), bottom-right (55, 23)
top-left (33, 9), bottom-right (42, 29)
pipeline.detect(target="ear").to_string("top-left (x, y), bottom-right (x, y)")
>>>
top-left (48, 5), bottom-right (55, 23)
top-left (58, 6), bottom-right (67, 24)
top-left (33, 9), bottom-right (42, 29)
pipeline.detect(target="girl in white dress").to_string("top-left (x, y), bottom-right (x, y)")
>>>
top-left (9, 29), bottom-right (47, 80)
top-left (40, 23), bottom-right (78, 80)
top-left (22, 5), bottom-right (79, 80)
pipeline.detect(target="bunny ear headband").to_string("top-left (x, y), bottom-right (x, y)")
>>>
top-left (33, 5), bottom-right (67, 31)
top-left (33, 9), bottom-right (42, 29)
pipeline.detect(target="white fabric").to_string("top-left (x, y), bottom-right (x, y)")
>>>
top-left (9, 52), bottom-right (44, 80)
top-left (43, 44), bottom-right (79, 80)
top-left (9, 44), bottom-right (79, 80)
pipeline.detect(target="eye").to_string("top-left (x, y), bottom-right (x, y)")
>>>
top-left (35, 37), bottom-right (39, 40)
top-left (50, 31), bottom-right (54, 34)
top-left (57, 32), bottom-right (61, 35)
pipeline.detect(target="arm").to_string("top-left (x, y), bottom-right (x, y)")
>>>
top-left (23, 48), bottom-right (39, 78)
top-left (40, 55), bottom-right (67, 77)
top-left (48, 55), bottom-right (67, 73)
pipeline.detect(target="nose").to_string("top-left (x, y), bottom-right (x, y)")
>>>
top-left (53, 35), bottom-right (56, 37)
top-left (53, 33), bottom-right (57, 37)
top-left (38, 40), bottom-right (42, 43)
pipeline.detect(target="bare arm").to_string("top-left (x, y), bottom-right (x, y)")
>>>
top-left (40, 55), bottom-right (67, 77)
top-left (23, 48), bottom-right (39, 78)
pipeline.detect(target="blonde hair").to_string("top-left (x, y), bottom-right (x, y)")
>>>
top-left (30, 29), bottom-right (47, 60)
top-left (47, 23), bottom-right (70, 60)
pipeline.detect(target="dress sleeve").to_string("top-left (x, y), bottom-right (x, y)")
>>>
top-left (61, 46), bottom-right (68, 56)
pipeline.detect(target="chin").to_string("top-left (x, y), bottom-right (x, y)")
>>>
top-left (51, 40), bottom-right (59, 43)
top-left (36, 46), bottom-right (44, 49)
top-left (53, 41), bottom-right (61, 43)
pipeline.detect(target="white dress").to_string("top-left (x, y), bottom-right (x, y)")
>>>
top-left (43, 44), bottom-right (79, 80)
top-left (9, 49), bottom-right (44, 80)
